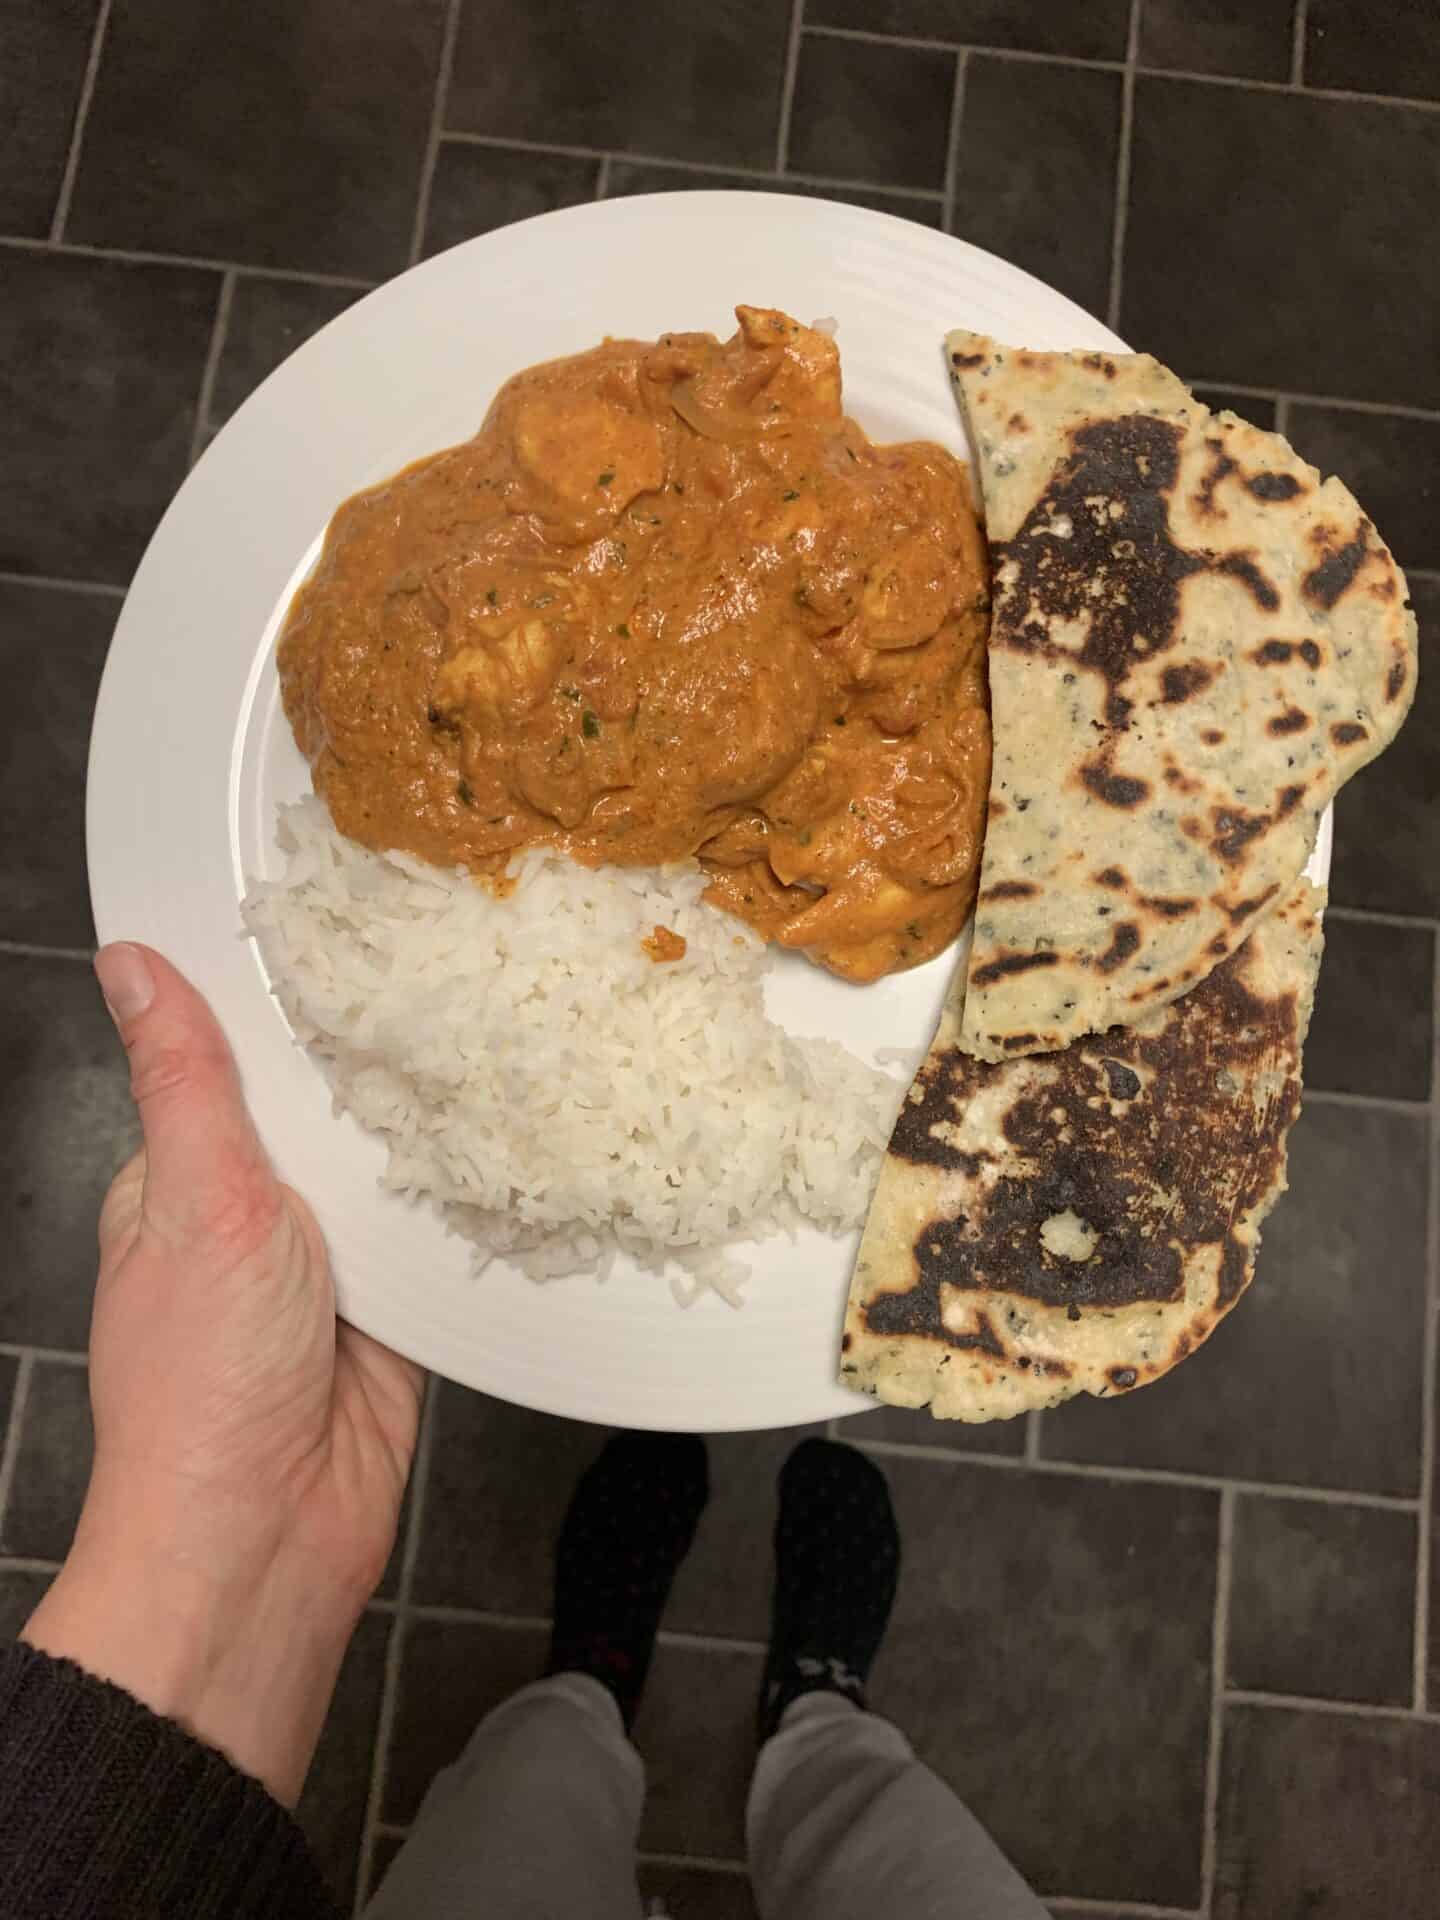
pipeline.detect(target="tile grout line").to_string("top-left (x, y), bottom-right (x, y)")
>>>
top-left (353, 1381), bottom-right (438, 1918)
top-left (638, 1849), bottom-right (752, 1876)
top-left (1047, 1901), bottom-right (1200, 1920)
top-left (408, 0), bottom-right (464, 268)
top-left (1280, 391), bottom-right (1440, 425)
top-left (0, 941), bottom-right (95, 964)
top-left (0, 233), bottom-right (379, 291)
top-left (1023, 1410), bottom-right (1041, 1464)
top-left (775, 0), bottom-right (806, 173)
top-left (1325, 904), bottom-right (1440, 933)
top-left (939, 49), bottom-right (968, 236)
top-left (792, 21), bottom-right (1440, 113)
top-left (0, 1555), bottom-right (63, 1577)
top-left (1290, 0), bottom-right (1310, 88)
top-left (593, 154), bottom-right (611, 200)
top-left (379, 1596), bottom-right (769, 1658)
top-left (1273, 392), bottom-right (1291, 440)
top-left (1200, 1485), bottom-right (1234, 1915)
top-left (431, 134), bottom-right (946, 202)
top-left (854, 1434), bottom-right (1422, 1510)
top-left (803, 22), bottom-right (1125, 69)
top-left (1225, 1687), bottom-right (1434, 1723)
top-left (1105, 0), bottom-right (1142, 335)
top-left (1194, 383), bottom-right (1440, 427)
top-left (0, 1357), bottom-right (36, 1551)
top-left (0, 569), bottom-right (126, 599)
top-left (1123, 63), bottom-right (1440, 114)
top-left (0, 1344), bottom-right (85, 1366)
top-left (189, 270), bottom-right (234, 465)
top-left (47, 0), bottom-right (113, 243)
top-left (1416, 932), bottom-right (1440, 1712)
top-left (1305, 1087), bottom-right (1431, 1118)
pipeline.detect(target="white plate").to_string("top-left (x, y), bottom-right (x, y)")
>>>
top-left (87, 191), bottom-right (1330, 1433)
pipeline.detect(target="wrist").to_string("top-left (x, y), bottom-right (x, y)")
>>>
top-left (23, 1503), bottom-right (360, 1807)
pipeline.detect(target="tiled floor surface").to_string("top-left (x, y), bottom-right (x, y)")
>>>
top-left (1, 2), bottom-right (1438, 1913)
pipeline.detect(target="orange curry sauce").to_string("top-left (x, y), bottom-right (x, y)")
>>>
top-left (279, 307), bottom-right (991, 980)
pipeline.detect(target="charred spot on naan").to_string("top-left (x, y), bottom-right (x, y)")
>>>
top-left (1245, 470), bottom-right (1305, 502)
top-left (1302, 519), bottom-right (1372, 611)
top-left (860, 924), bottom-right (1308, 1362)
top-left (969, 948), bottom-right (1061, 987)
top-left (1192, 441), bottom-right (1237, 518)
top-left (1096, 921), bottom-right (1140, 971)
top-left (990, 415), bottom-right (1201, 683)
top-left (1251, 636), bottom-right (1322, 669)
top-left (1160, 661), bottom-right (1217, 703)
top-left (1210, 804), bottom-right (1271, 864)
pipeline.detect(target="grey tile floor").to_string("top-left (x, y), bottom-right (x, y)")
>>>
top-left (0, 2), bottom-right (1437, 1914)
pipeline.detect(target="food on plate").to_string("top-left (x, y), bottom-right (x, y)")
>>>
top-left (945, 331), bottom-right (1417, 1062)
top-left (244, 797), bottom-right (903, 1302)
top-left (841, 877), bottom-right (1323, 1421)
top-left (278, 306), bottom-right (991, 983)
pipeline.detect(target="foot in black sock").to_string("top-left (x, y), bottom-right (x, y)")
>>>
top-left (759, 1437), bottom-right (900, 1741)
top-left (545, 1430), bottom-right (709, 1731)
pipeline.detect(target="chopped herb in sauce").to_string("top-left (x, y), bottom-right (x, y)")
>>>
top-left (582, 709), bottom-right (601, 740)
top-left (486, 588), bottom-right (498, 606)
top-left (616, 622), bottom-right (631, 639)
top-left (456, 780), bottom-right (474, 806)
top-left (597, 471), bottom-right (614, 488)
top-left (560, 685), bottom-right (581, 701)
top-left (783, 489), bottom-right (800, 501)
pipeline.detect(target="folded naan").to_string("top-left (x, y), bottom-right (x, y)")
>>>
top-left (946, 333), bottom-right (1415, 1061)
top-left (841, 879), bottom-right (1323, 1422)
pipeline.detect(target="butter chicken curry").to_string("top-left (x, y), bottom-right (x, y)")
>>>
top-left (279, 307), bottom-right (990, 980)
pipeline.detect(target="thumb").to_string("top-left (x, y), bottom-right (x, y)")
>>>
top-left (95, 943), bottom-right (277, 1248)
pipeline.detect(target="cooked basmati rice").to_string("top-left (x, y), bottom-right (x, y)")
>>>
top-left (242, 798), bottom-right (904, 1302)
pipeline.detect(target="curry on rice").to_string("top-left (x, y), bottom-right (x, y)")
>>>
top-left (279, 306), bottom-right (990, 981)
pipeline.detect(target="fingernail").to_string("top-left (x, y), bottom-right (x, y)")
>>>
top-left (95, 944), bottom-right (155, 1026)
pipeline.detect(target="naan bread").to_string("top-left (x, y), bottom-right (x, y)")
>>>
top-left (946, 332), bottom-right (1415, 1061)
top-left (841, 878), bottom-right (1323, 1422)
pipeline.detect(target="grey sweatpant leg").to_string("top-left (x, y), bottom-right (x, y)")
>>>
top-left (366, 1678), bottom-right (1045, 1919)
top-left (365, 1673), bottom-right (644, 1920)
top-left (747, 1693), bottom-right (1047, 1920)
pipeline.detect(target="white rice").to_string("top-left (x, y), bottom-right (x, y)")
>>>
top-left (242, 798), bottom-right (904, 1303)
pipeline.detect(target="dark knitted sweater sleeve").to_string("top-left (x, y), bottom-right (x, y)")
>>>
top-left (0, 1641), bottom-right (344, 1918)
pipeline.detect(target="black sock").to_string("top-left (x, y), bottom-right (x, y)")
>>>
top-left (759, 1437), bottom-right (900, 1742)
top-left (545, 1430), bottom-right (709, 1732)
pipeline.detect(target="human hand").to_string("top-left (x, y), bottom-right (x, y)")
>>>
top-left (24, 944), bottom-right (424, 1805)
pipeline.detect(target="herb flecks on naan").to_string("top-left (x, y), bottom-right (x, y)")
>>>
top-left (946, 332), bottom-right (1415, 1062)
top-left (841, 879), bottom-right (1324, 1422)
